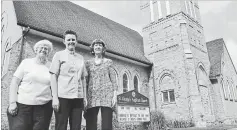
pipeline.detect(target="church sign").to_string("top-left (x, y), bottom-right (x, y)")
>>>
top-left (117, 90), bottom-right (150, 122)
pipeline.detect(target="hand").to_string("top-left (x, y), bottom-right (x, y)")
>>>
top-left (83, 98), bottom-right (88, 108)
top-left (112, 95), bottom-right (117, 107)
top-left (8, 102), bottom-right (18, 116)
top-left (52, 97), bottom-right (60, 112)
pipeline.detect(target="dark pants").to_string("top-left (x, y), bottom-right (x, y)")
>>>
top-left (54, 98), bottom-right (84, 130)
top-left (86, 107), bottom-right (113, 130)
top-left (7, 101), bottom-right (53, 130)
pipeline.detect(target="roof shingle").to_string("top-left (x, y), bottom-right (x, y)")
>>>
top-left (13, 1), bottom-right (151, 65)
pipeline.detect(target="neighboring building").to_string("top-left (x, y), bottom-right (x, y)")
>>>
top-left (1, 0), bottom-right (237, 129)
top-left (207, 38), bottom-right (237, 124)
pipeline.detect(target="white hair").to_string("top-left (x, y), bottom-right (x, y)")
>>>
top-left (34, 39), bottom-right (53, 53)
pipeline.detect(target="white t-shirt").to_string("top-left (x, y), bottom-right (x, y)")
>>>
top-left (14, 58), bottom-right (52, 105)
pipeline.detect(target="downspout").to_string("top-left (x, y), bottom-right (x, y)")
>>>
top-left (152, 65), bottom-right (157, 110)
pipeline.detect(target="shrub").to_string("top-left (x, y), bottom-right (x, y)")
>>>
top-left (166, 119), bottom-right (195, 128)
top-left (145, 111), bottom-right (167, 130)
top-left (143, 111), bottom-right (195, 130)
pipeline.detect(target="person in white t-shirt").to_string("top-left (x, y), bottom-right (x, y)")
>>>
top-left (7, 39), bottom-right (53, 130)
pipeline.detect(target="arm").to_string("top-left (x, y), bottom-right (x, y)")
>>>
top-left (8, 60), bottom-right (25, 115)
top-left (82, 61), bottom-right (88, 108)
top-left (9, 77), bottom-right (21, 105)
top-left (50, 74), bottom-right (58, 99)
top-left (49, 53), bottom-right (60, 111)
top-left (108, 60), bottom-right (118, 105)
top-left (82, 76), bottom-right (87, 103)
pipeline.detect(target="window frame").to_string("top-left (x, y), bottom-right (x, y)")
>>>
top-left (133, 75), bottom-right (139, 92)
top-left (122, 73), bottom-right (129, 93)
top-left (162, 89), bottom-right (175, 103)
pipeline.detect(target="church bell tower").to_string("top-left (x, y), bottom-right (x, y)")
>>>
top-left (141, 0), bottom-right (214, 127)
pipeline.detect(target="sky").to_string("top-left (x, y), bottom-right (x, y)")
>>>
top-left (72, 1), bottom-right (237, 69)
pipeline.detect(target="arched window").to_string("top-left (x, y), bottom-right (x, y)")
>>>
top-left (160, 75), bottom-right (175, 103)
top-left (134, 76), bottom-right (139, 92)
top-left (123, 73), bottom-right (129, 92)
top-left (110, 67), bottom-right (119, 88)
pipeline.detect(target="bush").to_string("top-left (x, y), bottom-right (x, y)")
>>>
top-left (166, 119), bottom-right (195, 128)
top-left (145, 111), bottom-right (167, 130)
top-left (144, 111), bottom-right (195, 130)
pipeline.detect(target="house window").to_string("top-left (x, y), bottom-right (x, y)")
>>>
top-left (123, 73), bottom-right (129, 92)
top-left (134, 76), bottom-right (139, 92)
top-left (162, 90), bottom-right (175, 103)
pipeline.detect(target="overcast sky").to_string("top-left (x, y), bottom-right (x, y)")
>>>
top-left (72, 1), bottom-right (237, 68)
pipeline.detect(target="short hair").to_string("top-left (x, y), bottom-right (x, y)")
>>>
top-left (34, 39), bottom-right (53, 53)
top-left (90, 39), bottom-right (106, 56)
top-left (63, 30), bottom-right (78, 40)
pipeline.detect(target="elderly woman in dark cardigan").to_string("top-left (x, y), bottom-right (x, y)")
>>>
top-left (85, 39), bottom-right (117, 130)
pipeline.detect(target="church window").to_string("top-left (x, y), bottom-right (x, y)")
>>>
top-left (222, 80), bottom-right (228, 100)
top-left (235, 85), bottom-right (237, 102)
top-left (227, 81), bottom-right (233, 101)
top-left (110, 67), bottom-right (119, 93)
top-left (189, 1), bottom-right (193, 17)
top-left (134, 76), bottom-right (139, 92)
top-left (162, 90), bottom-right (175, 103)
top-left (150, 1), bottom-right (154, 22)
top-left (229, 82), bottom-right (235, 101)
top-left (231, 83), bottom-right (236, 101)
top-left (184, 1), bottom-right (189, 15)
top-left (165, 0), bottom-right (170, 15)
top-left (123, 73), bottom-right (129, 92)
top-left (157, 1), bottom-right (162, 19)
top-left (192, 1), bottom-right (197, 19)
top-left (160, 74), bottom-right (176, 103)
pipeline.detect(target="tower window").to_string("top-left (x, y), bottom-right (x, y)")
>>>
top-left (165, 0), bottom-right (170, 15)
top-left (123, 73), bottom-right (129, 92)
top-left (162, 90), bottom-right (175, 103)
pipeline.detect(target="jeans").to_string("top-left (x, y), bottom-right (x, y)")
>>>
top-left (85, 107), bottom-right (113, 130)
top-left (7, 101), bottom-right (53, 130)
top-left (54, 98), bottom-right (84, 130)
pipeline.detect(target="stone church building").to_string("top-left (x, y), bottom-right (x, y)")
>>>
top-left (1, 0), bottom-right (237, 128)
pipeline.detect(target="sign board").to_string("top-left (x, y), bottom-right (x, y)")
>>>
top-left (117, 90), bottom-right (150, 122)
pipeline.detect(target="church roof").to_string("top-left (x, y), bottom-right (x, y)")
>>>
top-left (206, 38), bottom-right (224, 78)
top-left (13, 1), bottom-right (152, 65)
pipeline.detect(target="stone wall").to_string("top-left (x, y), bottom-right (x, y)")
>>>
top-left (219, 43), bottom-right (237, 124)
top-left (142, 12), bottom-right (213, 127)
top-left (184, 14), bottom-right (215, 124)
top-left (143, 13), bottom-right (192, 121)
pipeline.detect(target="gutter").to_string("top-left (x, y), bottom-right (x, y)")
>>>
top-left (17, 23), bottom-right (153, 66)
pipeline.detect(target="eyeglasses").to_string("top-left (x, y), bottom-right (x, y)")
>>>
top-left (38, 46), bottom-right (49, 51)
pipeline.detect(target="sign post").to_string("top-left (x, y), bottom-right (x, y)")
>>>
top-left (117, 90), bottom-right (150, 123)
